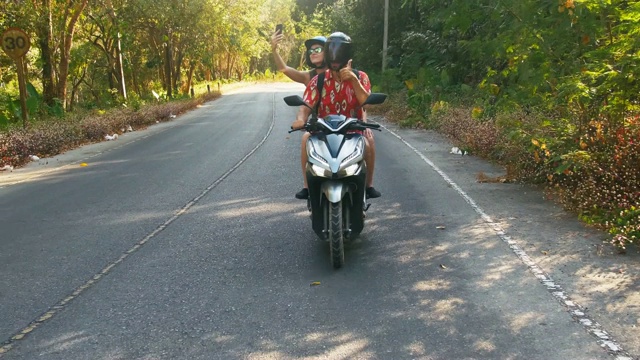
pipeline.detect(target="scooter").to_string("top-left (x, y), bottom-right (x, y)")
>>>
top-left (285, 93), bottom-right (387, 268)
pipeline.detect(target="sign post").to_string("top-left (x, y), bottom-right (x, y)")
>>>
top-left (1, 28), bottom-right (31, 128)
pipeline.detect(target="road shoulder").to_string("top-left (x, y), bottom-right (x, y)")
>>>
top-left (376, 116), bottom-right (640, 358)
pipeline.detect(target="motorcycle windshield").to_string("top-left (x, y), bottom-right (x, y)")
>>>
top-left (324, 114), bottom-right (348, 129)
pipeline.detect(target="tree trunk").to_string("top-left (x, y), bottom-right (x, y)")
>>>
top-left (186, 62), bottom-right (195, 94)
top-left (165, 32), bottom-right (172, 99)
top-left (105, 0), bottom-right (127, 100)
top-left (56, 0), bottom-right (89, 110)
top-left (226, 52), bottom-right (232, 79)
top-left (107, 56), bottom-right (116, 90)
top-left (172, 50), bottom-right (183, 94)
top-left (37, 0), bottom-right (55, 106)
top-left (69, 65), bottom-right (87, 112)
top-left (131, 54), bottom-right (141, 96)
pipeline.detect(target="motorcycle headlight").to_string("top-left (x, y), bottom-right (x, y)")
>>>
top-left (337, 163), bottom-right (361, 177)
top-left (307, 140), bottom-right (329, 168)
top-left (310, 164), bottom-right (332, 178)
top-left (339, 137), bottom-right (365, 169)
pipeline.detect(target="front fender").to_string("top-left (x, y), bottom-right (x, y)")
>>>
top-left (321, 181), bottom-right (348, 203)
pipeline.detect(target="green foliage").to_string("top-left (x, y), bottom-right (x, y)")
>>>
top-left (0, 81), bottom-right (64, 128)
top-left (0, 90), bottom-right (14, 128)
top-left (376, 68), bottom-right (405, 93)
top-left (608, 207), bottom-right (640, 249)
top-left (25, 83), bottom-right (41, 116)
top-left (359, 0), bottom-right (640, 248)
top-left (124, 92), bottom-right (146, 111)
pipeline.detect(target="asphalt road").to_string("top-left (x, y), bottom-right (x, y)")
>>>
top-left (0, 83), bottom-right (637, 359)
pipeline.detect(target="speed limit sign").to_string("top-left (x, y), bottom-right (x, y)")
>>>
top-left (2, 27), bottom-right (31, 126)
top-left (1, 28), bottom-right (30, 59)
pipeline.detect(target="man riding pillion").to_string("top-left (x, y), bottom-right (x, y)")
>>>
top-left (291, 32), bottom-right (381, 199)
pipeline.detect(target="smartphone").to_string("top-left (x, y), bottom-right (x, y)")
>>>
top-left (275, 24), bottom-right (284, 35)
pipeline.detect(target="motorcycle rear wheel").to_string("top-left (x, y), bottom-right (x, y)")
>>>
top-left (328, 201), bottom-right (345, 268)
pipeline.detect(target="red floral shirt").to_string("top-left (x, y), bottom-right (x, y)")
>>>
top-left (303, 69), bottom-right (371, 119)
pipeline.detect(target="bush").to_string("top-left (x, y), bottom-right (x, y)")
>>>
top-left (549, 118), bottom-right (640, 249)
top-left (0, 91), bottom-right (221, 168)
top-left (434, 106), bottom-right (501, 158)
top-left (382, 91), bottom-right (640, 249)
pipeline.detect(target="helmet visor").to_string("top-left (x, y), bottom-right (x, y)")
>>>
top-left (325, 42), bottom-right (351, 70)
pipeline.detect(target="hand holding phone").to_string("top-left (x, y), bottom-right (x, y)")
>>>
top-left (275, 24), bottom-right (284, 35)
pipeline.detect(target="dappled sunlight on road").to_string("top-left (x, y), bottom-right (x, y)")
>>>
top-left (288, 194), bottom-right (563, 359)
top-left (473, 339), bottom-right (497, 353)
top-left (184, 197), bottom-right (311, 232)
top-left (29, 331), bottom-right (95, 357)
top-left (207, 197), bottom-right (304, 220)
top-left (510, 312), bottom-right (546, 334)
top-left (412, 279), bottom-right (452, 292)
top-left (460, 223), bottom-right (503, 250)
top-left (246, 332), bottom-right (372, 360)
top-left (0, 158), bottom-right (131, 187)
top-left (571, 261), bottom-right (640, 328)
top-left (425, 297), bottom-right (467, 322)
top-left (9, 195), bottom-right (590, 360)
top-left (477, 262), bottom-right (517, 288)
top-left (3, 158), bottom-right (613, 360)
top-left (200, 332), bottom-right (236, 344)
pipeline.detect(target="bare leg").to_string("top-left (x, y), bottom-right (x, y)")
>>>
top-left (363, 132), bottom-right (381, 198)
top-left (301, 132), bottom-right (310, 188)
top-left (364, 134), bottom-right (376, 188)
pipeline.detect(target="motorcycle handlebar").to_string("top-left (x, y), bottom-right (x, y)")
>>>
top-left (289, 120), bottom-right (381, 133)
top-left (357, 121), bottom-right (381, 129)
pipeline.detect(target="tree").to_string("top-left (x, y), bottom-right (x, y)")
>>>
top-left (57, 0), bottom-right (89, 109)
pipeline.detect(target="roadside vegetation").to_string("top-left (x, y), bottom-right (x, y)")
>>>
top-left (362, 0), bottom-right (640, 251)
top-left (1, 0), bottom-right (638, 249)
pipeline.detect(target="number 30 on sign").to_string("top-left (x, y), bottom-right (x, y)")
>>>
top-left (1, 28), bottom-right (30, 59)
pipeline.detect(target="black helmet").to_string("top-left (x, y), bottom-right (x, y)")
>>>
top-left (324, 32), bottom-right (352, 71)
top-left (304, 36), bottom-right (326, 69)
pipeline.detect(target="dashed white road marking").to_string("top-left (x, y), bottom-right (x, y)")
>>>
top-left (0, 94), bottom-right (277, 356)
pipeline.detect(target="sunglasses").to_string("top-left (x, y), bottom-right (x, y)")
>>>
top-left (308, 47), bottom-right (323, 54)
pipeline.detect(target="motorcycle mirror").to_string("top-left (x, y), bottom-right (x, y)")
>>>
top-left (283, 95), bottom-right (307, 107)
top-left (284, 95), bottom-right (317, 119)
top-left (362, 93), bottom-right (387, 106)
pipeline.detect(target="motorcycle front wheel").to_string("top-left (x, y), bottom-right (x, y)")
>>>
top-left (328, 201), bottom-right (345, 268)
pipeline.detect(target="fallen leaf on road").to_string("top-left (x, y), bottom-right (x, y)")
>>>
top-left (310, 282), bottom-right (321, 286)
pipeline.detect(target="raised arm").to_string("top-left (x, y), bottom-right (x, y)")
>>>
top-left (271, 31), bottom-right (312, 85)
top-left (340, 60), bottom-right (370, 106)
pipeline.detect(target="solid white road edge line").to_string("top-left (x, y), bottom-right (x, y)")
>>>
top-left (382, 123), bottom-right (634, 360)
